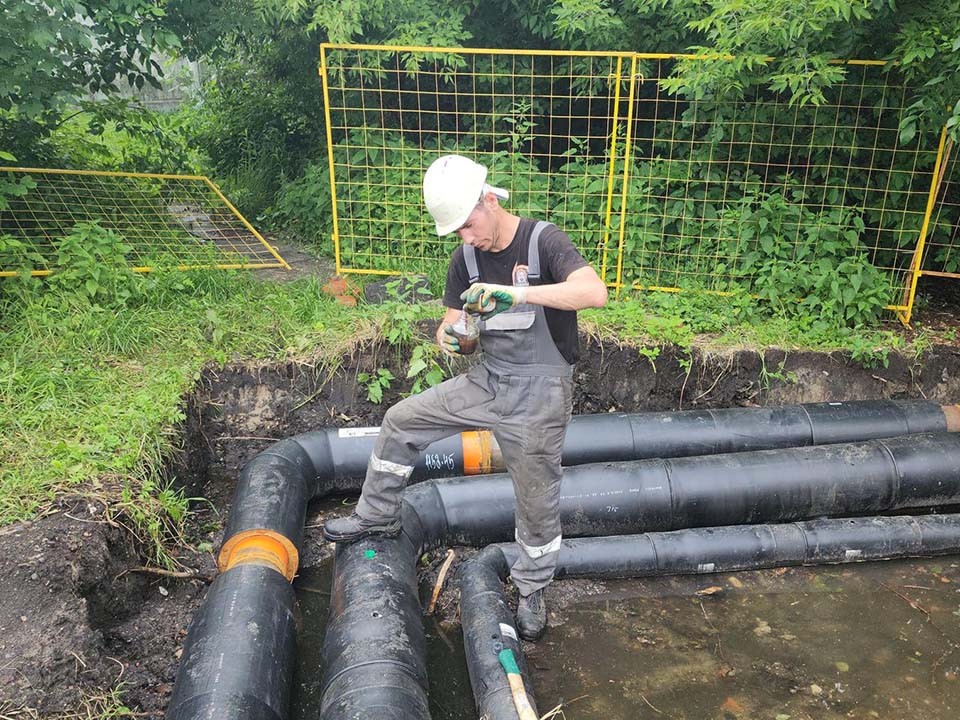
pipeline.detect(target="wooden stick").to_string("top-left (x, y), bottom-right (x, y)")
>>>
top-left (426, 549), bottom-right (456, 615)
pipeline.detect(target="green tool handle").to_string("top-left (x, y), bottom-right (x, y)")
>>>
top-left (498, 649), bottom-right (538, 720)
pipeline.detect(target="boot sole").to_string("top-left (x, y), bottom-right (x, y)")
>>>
top-left (322, 524), bottom-right (402, 543)
top-left (517, 624), bottom-right (546, 642)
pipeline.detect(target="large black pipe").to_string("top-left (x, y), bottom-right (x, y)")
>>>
top-left (320, 531), bottom-right (430, 719)
top-left (165, 565), bottom-right (297, 720)
top-left (168, 400), bottom-right (960, 720)
top-left (561, 398), bottom-right (958, 465)
top-left (458, 540), bottom-right (534, 720)
top-left (461, 513), bottom-right (960, 720)
top-left (318, 433), bottom-right (960, 719)
top-left (248, 399), bottom-right (960, 493)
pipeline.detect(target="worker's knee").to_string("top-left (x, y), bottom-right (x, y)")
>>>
top-left (382, 397), bottom-right (418, 433)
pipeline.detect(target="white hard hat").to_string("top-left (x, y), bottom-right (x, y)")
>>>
top-left (423, 155), bottom-right (508, 236)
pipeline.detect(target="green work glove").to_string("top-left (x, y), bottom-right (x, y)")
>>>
top-left (438, 323), bottom-right (461, 355)
top-left (460, 283), bottom-right (527, 319)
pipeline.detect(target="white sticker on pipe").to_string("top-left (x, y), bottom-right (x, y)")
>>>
top-left (844, 549), bottom-right (863, 560)
top-left (697, 563), bottom-right (715, 573)
top-left (337, 427), bottom-right (381, 438)
top-left (499, 623), bottom-right (518, 641)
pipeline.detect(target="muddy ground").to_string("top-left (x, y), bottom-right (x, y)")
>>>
top-left (2, 330), bottom-right (959, 716)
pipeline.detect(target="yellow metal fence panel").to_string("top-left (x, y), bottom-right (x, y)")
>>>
top-left (617, 59), bottom-right (942, 313)
top-left (320, 44), bottom-right (635, 280)
top-left (0, 168), bottom-right (288, 277)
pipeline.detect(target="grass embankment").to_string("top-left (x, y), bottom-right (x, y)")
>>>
top-left (0, 267), bottom-right (934, 564)
top-left (0, 270), bottom-right (401, 563)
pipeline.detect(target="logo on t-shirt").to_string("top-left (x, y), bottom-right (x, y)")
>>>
top-left (513, 264), bottom-right (529, 287)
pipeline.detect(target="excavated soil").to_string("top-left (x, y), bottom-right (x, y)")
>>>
top-left (2, 331), bottom-right (960, 716)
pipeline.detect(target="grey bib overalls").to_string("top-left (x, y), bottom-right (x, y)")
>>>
top-left (354, 221), bottom-right (574, 595)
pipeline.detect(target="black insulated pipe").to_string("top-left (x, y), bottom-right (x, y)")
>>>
top-left (459, 543), bottom-right (536, 720)
top-left (320, 533), bottom-right (430, 719)
top-left (561, 398), bottom-right (957, 464)
top-left (318, 433), bottom-right (960, 719)
top-left (421, 432), bottom-right (960, 547)
top-left (217, 400), bottom-right (959, 566)
top-left (461, 513), bottom-right (960, 720)
top-left (165, 564), bottom-right (297, 720)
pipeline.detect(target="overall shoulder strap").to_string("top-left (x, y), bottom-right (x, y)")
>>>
top-left (462, 244), bottom-right (480, 283)
top-left (527, 220), bottom-right (550, 281)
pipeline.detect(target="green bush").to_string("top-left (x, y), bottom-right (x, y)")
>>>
top-left (191, 32), bottom-right (327, 218)
top-left (736, 193), bottom-right (891, 328)
top-left (269, 162), bottom-right (334, 253)
top-left (46, 222), bottom-right (144, 307)
top-left (44, 105), bottom-right (204, 175)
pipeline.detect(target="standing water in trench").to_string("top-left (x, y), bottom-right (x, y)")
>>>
top-left (292, 557), bottom-right (960, 719)
top-left (530, 557), bottom-right (960, 719)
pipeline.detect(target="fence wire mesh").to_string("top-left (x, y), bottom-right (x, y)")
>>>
top-left (923, 140), bottom-right (960, 279)
top-left (0, 168), bottom-right (287, 276)
top-left (321, 45), bottom-right (957, 322)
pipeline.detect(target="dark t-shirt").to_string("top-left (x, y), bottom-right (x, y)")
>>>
top-left (442, 218), bottom-right (590, 364)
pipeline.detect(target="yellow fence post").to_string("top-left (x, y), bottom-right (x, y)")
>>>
top-left (319, 45), bottom-right (344, 277)
top-left (900, 127), bottom-right (951, 325)
top-left (600, 55), bottom-right (624, 288)
top-left (613, 55), bottom-right (639, 298)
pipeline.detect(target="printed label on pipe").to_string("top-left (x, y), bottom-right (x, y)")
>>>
top-left (844, 549), bottom-right (863, 560)
top-left (499, 623), bottom-right (518, 641)
top-left (697, 563), bottom-right (716, 573)
top-left (338, 427), bottom-right (381, 438)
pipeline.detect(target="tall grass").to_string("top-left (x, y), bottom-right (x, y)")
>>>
top-left (0, 267), bottom-right (378, 563)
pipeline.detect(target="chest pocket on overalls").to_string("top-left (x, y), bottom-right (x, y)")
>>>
top-left (478, 301), bottom-right (537, 361)
top-left (482, 307), bottom-right (536, 331)
top-left (463, 221), bottom-right (550, 361)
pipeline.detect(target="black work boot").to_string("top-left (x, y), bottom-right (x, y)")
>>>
top-left (322, 512), bottom-right (402, 543)
top-left (516, 589), bottom-right (547, 641)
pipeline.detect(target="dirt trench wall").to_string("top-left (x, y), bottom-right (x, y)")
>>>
top-left (0, 506), bottom-right (210, 715)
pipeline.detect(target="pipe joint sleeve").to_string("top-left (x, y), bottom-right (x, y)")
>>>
top-left (218, 529), bottom-right (299, 581)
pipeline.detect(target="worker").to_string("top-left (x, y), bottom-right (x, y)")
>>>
top-left (323, 154), bottom-right (608, 640)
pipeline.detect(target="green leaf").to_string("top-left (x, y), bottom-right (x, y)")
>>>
top-left (406, 358), bottom-right (428, 378)
top-left (899, 122), bottom-right (917, 146)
